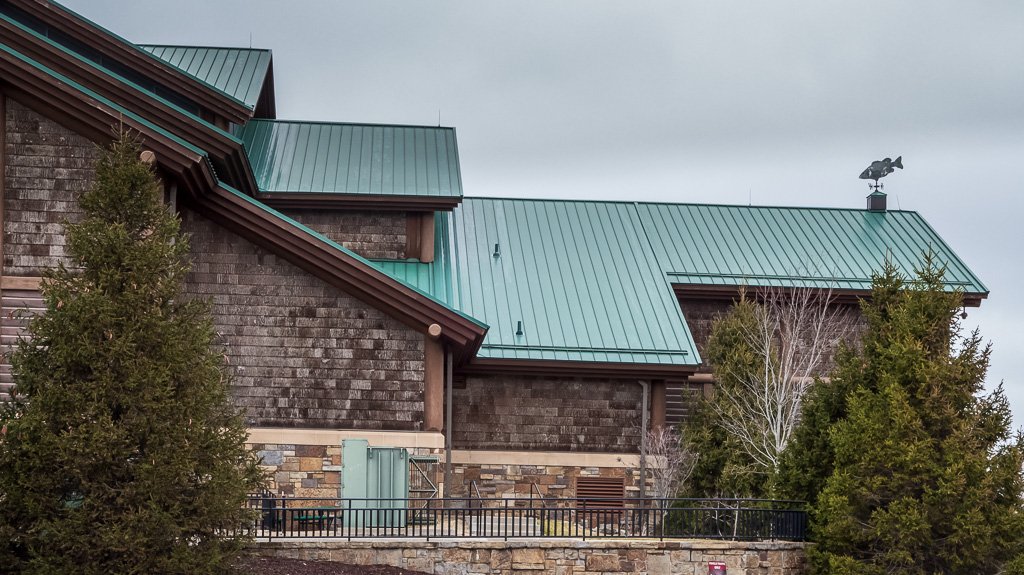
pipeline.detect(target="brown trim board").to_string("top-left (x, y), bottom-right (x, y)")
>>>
top-left (460, 358), bottom-right (698, 379)
top-left (258, 193), bottom-right (461, 212)
top-left (8, 0), bottom-right (252, 124)
top-left (673, 283), bottom-right (987, 308)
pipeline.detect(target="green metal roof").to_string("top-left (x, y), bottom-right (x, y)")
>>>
top-left (238, 119), bottom-right (463, 198)
top-left (448, 198), bottom-right (701, 365)
top-left (139, 45), bottom-right (271, 109)
top-left (637, 203), bottom-right (988, 294)
top-left (384, 197), bottom-right (984, 367)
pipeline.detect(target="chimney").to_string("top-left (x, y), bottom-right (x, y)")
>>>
top-left (867, 190), bottom-right (887, 212)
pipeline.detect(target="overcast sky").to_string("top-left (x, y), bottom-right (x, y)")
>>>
top-left (63, 1), bottom-right (1024, 426)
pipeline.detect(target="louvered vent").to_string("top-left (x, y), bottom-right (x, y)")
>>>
top-left (1, 289), bottom-right (44, 402)
top-left (576, 476), bottom-right (625, 508)
top-left (665, 382), bottom-right (705, 425)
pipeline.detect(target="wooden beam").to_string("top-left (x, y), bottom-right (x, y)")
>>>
top-left (651, 380), bottom-right (667, 430)
top-left (423, 335), bottom-right (444, 432)
top-left (1, 276), bottom-right (42, 290)
top-left (406, 213), bottom-right (422, 260)
top-left (419, 212), bottom-right (435, 263)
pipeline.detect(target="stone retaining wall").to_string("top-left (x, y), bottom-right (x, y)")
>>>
top-left (252, 539), bottom-right (808, 574)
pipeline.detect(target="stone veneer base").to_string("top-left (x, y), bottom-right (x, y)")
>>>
top-left (251, 538), bottom-right (808, 575)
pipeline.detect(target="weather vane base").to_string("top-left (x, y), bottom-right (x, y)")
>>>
top-left (868, 182), bottom-right (884, 192)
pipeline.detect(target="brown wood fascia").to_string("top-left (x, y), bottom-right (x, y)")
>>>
top-left (9, 0), bottom-right (252, 124)
top-left (672, 283), bottom-right (986, 308)
top-left (257, 192), bottom-right (462, 212)
top-left (193, 187), bottom-right (487, 354)
top-left (459, 358), bottom-right (698, 379)
top-left (0, 21), bottom-right (257, 195)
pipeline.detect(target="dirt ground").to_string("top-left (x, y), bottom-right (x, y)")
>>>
top-left (237, 555), bottom-right (429, 575)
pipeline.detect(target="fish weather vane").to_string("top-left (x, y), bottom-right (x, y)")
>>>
top-left (859, 156), bottom-right (903, 191)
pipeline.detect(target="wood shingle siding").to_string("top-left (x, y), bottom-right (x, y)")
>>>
top-left (452, 376), bottom-right (643, 452)
top-left (280, 209), bottom-right (408, 261)
top-left (3, 98), bottom-right (95, 276)
top-left (181, 210), bottom-right (427, 430)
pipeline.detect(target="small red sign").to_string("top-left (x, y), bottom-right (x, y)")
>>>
top-left (708, 561), bottom-right (727, 574)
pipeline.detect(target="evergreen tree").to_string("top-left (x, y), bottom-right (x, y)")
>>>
top-left (682, 296), bottom-right (769, 498)
top-left (0, 134), bottom-right (263, 574)
top-left (805, 257), bottom-right (1024, 574)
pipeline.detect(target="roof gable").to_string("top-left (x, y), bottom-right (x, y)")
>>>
top-left (139, 45), bottom-right (272, 110)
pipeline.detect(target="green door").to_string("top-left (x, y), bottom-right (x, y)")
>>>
top-left (341, 440), bottom-right (409, 528)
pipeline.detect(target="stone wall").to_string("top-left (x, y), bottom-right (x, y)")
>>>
top-left (252, 539), bottom-right (808, 575)
top-left (452, 376), bottom-right (643, 453)
top-left (281, 209), bottom-right (408, 260)
top-left (250, 440), bottom-right (444, 499)
top-left (181, 209), bottom-right (426, 430)
top-left (2, 98), bottom-right (97, 275)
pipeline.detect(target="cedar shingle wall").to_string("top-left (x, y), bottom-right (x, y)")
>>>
top-left (3, 98), bottom-right (96, 275)
top-left (181, 210), bottom-right (426, 430)
top-left (281, 209), bottom-right (407, 260)
top-left (452, 376), bottom-right (642, 452)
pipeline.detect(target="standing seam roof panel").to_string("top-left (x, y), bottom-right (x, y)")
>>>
top-left (139, 45), bottom-right (271, 109)
top-left (238, 120), bottom-right (463, 198)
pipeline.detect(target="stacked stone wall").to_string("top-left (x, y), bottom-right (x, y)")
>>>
top-left (253, 539), bottom-right (809, 575)
top-left (251, 442), bottom-right (444, 498)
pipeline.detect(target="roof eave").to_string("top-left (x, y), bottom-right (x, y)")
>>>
top-left (257, 192), bottom-right (462, 212)
top-left (673, 283), bottom-right (988, 307)
top-left (8, 0), bottom-right (253, 123)
top-left (459, 358), bottom-right (699, 379)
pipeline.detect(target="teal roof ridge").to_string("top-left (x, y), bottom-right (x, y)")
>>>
top-left (46, 1), bottom-right (250, 108)
top-left (463, 194), bottom-right (921, 214)
top-left (0, 12), bottom-right (240, 144)
top-left (139, 44), bottom-right (272, 53)
top-left (248, 118), bottom-right (457, 131)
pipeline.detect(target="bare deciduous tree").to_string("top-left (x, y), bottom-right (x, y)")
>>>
top-left (711, 286), bottom-right (856, 476)
top-left (644, 425), bottom-right (699, 501)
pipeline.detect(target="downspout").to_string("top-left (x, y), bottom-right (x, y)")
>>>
top-left (443, 348), bottom-right (453, 501)
top-left (638, 380), bottom-right (650, 502)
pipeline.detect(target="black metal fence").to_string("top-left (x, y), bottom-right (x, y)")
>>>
top-left (243, 495), bottom-right (807, 541)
